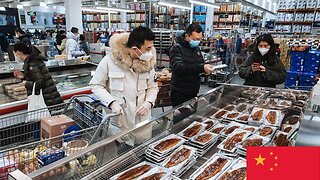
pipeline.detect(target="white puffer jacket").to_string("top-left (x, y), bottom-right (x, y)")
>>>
top-left (89, 33), bottom-right (159, 146)
top-left (65, 32), bottom-right (84, 57)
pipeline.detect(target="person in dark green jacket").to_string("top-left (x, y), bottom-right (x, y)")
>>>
top-left (239, 34), bottom-right (287, 88)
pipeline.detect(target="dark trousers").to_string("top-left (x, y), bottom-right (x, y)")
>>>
top-left (171, 90), bottom-right (197, 107)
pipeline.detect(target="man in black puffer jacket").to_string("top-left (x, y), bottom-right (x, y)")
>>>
top-left (169, 24), bottom-right (214, 107)
top-left (13, 42), bottom-right (63, 106)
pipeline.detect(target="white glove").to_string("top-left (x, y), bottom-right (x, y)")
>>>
top-left (136, 102), bottom-right (152, 116)
top-left (110, 101), bottom-right (124, 115)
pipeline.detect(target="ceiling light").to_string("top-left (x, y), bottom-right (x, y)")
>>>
top-left (158, 1), bottom-right (191, 10)
top-left (189, 0), bottom-right (219, 8)
top-left (0, 7), bottom-right (5, 11)
top-left (96, 6), bottom-right (135, 12)
top-left (40, 2), bottom-right (47, 7)
top-left (134, 0), bottom-right (137, 2)
top-left (95, 2), bottom-right (98, 5)
top-left (17, 5), bottom-right (23, 9)
top-left (82, 7), bottom-right (118, 13)
top-left (53, 5), bottom-right (57, 9)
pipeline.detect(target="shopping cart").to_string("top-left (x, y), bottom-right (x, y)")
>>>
top-left (0, 95), bottom-right (119, 179)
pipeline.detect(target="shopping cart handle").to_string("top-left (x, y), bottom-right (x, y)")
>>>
top-left (88, 112), bottom-right (121, 145)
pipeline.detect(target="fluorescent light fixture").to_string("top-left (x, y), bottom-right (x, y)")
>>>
top-left (95, 2), bottom-right (98, 5)
top-left (40, 2), bottom-right (47, 7)
top-left (96, 6), bottom-right (135, 13)
top-left (17, 5), bottom-right (23, 9)
top-left (0, 7), bottom-right (5, 11)
top-left (189, 0), bottom-right (219, 8)
top-left (82, 7), bottom-right (118, 13)
top-left (53, 5), bottom-right (57, 9)
top-left (158, 1), bottom-right (191, 10)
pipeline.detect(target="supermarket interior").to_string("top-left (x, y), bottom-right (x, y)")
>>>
top-left (0, 0), bottom-right (320, 179)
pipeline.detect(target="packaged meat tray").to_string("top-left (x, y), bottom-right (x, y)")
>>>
top-left (137, 166), bottom-right (172, 180)
top-left (283, 92), bottom-right (296, 101)
top-left (211, 110), bottom-right (229, 120)
top-left (220, 122), bottom-right (244, 137)
top-left (148, 134), bottom-right (186, 155)
top-left (282, 115), bottom-right (302, 125)
top-left (161, 145), bottom-right (197, 175)
top-left (236, 114), bottom-right (250, 124)
top-left (281, 123), bottom-right (299, 138)
top-left (223, 111), bottom-right (241, 120)
top-left (235, 103), bottom-right (249, 113)
top-left (272, 131), bottom-right (293, 146)
top-left (242, 125), bottom-right (259, 133)
top-left (210, 123), bottom-right (227, 135)
top-left (233, 98), bottom-right (248, 104)
top-left (222, 105), bottom-right (236, 111)
top-left (263, 109), bottom-right (284, 127)
top-left (278, 100), bottom-right (292, 108)
top-left (238, 134), bottom-right (270, 152)
top-left (256, 125), bottom-right (277, 139)
top-left (218, 129), bottom-right (251, 153)
top-left (190, 131), bottom-right (218, 147)
top-left (217, 157), bottom-right (246, 180)
top-left (189, 153), bottom-right (233, 180)
top-left (110, 161), bottom-right (156, 180)
top-left (255, 98), bottom-right (267, 106)
top-left (248, 107), bottom-right (266, 126)
top-left (178, 122), bottom-right (206, 140)
top-left (266, 98), bottom-right (279, 107)
top-left (202, 119), bottom-right (219, 131)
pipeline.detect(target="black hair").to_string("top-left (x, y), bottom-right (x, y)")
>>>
top-left (71, 27), bottom-right (79, 34)
top-left (60, 35), bottom-right (67, 39)
top-left (80, 34), bottom-right (85, 41)
top-left (253, 34), bottom-right (276, 65)
top-left (59, 30), bottom-right (65, 35)
top-left (126, 26), bottom-right (155, 48)
top-left (186, 23), bottom-right (203, 36)
top-left (13, 42), bottom-right (33, 54)
top-left (15, 28), bottom-right (25, 35)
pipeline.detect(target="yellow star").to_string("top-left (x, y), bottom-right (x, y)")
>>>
top-left (254, 154), bottom-right (266, 166)
top-left (270, 152), bottom-right (274, 156)
top-left (270, 167), bottom-right (274, 171)
top-left (275, 156), bottom-right (278, 160)
top-left (275, 163), bottom-right (278, 167)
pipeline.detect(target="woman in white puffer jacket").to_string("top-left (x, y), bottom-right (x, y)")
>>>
top-left (65, 27), bottom-right (85, 58)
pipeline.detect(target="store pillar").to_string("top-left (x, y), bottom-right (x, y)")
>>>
top-left (65, 0), bottom-right (83, 33)
top-left (205, 0), bottom-right (214, 37)
top-left (120, 0), bottom-right (128, 30)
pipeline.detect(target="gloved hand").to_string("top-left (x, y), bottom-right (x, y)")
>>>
top-left (110, 101), bottom-right (124, 115)
top-left (136, 102), bottom-right (152, 116)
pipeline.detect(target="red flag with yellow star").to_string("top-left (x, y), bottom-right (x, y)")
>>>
top-left (247, 147), bottom-right (320, 180)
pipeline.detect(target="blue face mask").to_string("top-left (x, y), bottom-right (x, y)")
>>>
top-left (190, 40), bottom-right (201, 48)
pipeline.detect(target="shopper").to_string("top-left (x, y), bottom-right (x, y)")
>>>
top-left (89, 26), bottom-right (158, 147)
top-left (56, 30), bottom-right (66, 46)
top-left (65, 27), bottom-right (85, 57)
top-left (79, 34), bottom-right (90, 55)
top-left (12, 42), bottom-right (63, 106)
top-left (239, 34), bottom-right (287, 88)
top-left (169, 24), bottom-right (214, 107)
top-left (0, 29), bottom-right (9, 52)
top-left (56, 35), bottom-right (67, 54)
top-left (15, 28), bottom-right (31, 45)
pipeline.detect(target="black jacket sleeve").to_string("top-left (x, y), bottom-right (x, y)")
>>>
top-left (169, 44), bottom-right (204, 76)
top-left (25, 61), bottom-right (46, 94)
top-left (239, 55), bottom-right (254, 79)
top-left (264, 57), bottom-right (287, 84)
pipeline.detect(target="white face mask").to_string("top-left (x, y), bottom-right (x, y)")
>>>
top-left (258, 47), bottom-right (270, 56)
top-left (136, 48), bottom-right (153, 61)
top-left (15, 54), bottom-right (23, 63)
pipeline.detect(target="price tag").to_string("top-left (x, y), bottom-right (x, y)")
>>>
top-left (58, 60), bottom-right (66, 66)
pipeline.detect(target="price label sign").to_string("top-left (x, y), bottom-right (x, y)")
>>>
top-left (58, 60), bottom-right (66, 66)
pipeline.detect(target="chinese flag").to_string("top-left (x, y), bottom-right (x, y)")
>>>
top-left (247, 147), bottom-right (320, 180)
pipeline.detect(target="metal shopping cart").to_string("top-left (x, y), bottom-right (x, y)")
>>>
top-left (0, 95), bottom-right (119, 179)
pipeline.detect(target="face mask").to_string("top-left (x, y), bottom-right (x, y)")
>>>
top-left (136, 48), bottom-right (153, 61)
top-left (258, 47), bottom-right (270, 56)
top-left (15, 54), bottom-right (23, 63)
top-left (190, 39), bottom-right (201, 48)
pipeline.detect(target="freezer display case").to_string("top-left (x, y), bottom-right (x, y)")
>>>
top-left (0, 59), bottom-right (97, 115)
top-left (10, 84), bottom-right (313, 180)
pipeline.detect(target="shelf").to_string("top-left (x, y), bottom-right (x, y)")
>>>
top-left (127, 20), bottom-right (145, 23)
top-left (278, 9), bottom-right (317, 13)
top-left (193, 12), bottom-right (206, 15)
top-left (193, 21), bottom-right (206, 24)
top-left (127, 10), bottom-right (146, 14)
top-left (277, 9), bottom-right (296, 13)
top-left (83, 20), bottom-right (109, 23)
top-left (275, 21), bottom-right (313, 25)
top-left (214, 11), bottom-right (241, 15)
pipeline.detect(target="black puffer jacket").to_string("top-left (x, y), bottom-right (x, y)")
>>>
top-left (23, 53), bottom-right (63, 106)
top-left (169, 34), bottom-right (205, 95)
top-left (18, 34), bottom-right (31, 45)
top-left (239, 54), bottom-right (287, 88)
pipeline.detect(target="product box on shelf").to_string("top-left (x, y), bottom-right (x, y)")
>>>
top-left (306, 0), bottom-right (317, 8)
top-left (194, 6), bottom-right (201, 12)
top-left (299, 81), bottom-right (315, 87)
top-left (285, 80), bottom-right (299, 88)
top-left (287, 71), bottom-right (299, 80)
top-left (306, 51), bottom-right (320, 65)
top-left (200, 6), bottom-right (207, 12)
top-left (40, 115), bottom-right (75, 148)
top-left (304, 65), bottom-right (319, 74)
top-left (296, 0), bottom-right (307, 9)
top-left (290, 65), bottom-right (304, 72)
top-left (300, 73), bottom-right (316, 82)
top-left (227, 4), bottom-right (233, 11)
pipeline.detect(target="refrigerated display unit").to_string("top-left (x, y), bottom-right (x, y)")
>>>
top-left (7, 84), bottom-right (317, 180)
top-left (0, 59), bottom-right (97, 115)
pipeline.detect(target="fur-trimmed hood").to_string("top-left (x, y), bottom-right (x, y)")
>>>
top-left (109, 33), bottom-right (156, 73)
